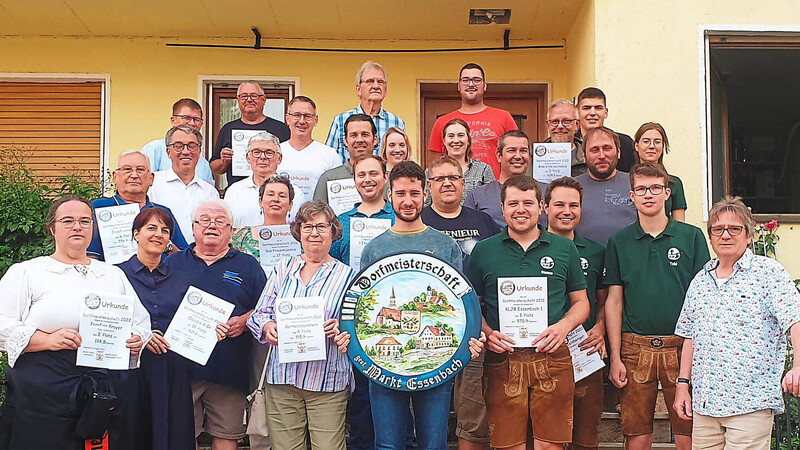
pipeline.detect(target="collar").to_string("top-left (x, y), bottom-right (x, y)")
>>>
top-left (165, 168), bottom-right (201, 187)
top-left (43, 256), bottom-right (106, 276)
top-left (704, 248), bottom-right (754, 273)
top-left (188, 243), bottom-right (238, 263)
top-left (500, 225), bottom-right (552, 249)
top-left (572, 232), bottom-right (590, 248)
top-left (347, 201), bottom-right (393, 217)
top-left (632, 218), bottom-right (677, 240)
top-left (390, 225), bottom-right (428, 236)
top-left (129, 255), bottom-right (169, 276)
top-left (112, 193), bottom-right (154, 208)
top-left (245, 175), bottom-right (260, 190)
top-left (356, 104), bottom-right (387, 120)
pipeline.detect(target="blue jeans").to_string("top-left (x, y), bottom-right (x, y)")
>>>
top-left (350, 371), bottom-right (417, 450)
top-left (370, 381), bottom-right (452, 450)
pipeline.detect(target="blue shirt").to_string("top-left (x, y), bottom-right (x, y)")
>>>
top-left (325, 105), bottom-right (405, 163)
top-left (140, 139), bottom-right (214, 183)
top-left (165, 245), bottom-right (267, 391)
top-left (329, 202), bottom-right (396, 265)
top-left (88, 194), bottom-right (190, 261)
top-left (117, 255), bottom-right (188, 332)
top-left (675, 250), bottom-right (800, 417)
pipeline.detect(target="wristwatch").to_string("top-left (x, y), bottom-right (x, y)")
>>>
top-left (676, 377), bottom-right (691, 385)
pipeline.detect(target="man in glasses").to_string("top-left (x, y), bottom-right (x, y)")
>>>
top-left (150, 125), bottom-right (220, 243)
top-left (166, 199), bottom-right (267, 450)
top-left (420, 155), bottom-right (498, 450)
top-left (428, 63), bottom-right (518, 178)
top-left (326, 61), bottom-right (405, 163)
top-left (574, 127), bottom-right (637, 245)
top-left (604, 163), bottom-right (709, 450)
top-left (543, 99), bottom-right (585, 176)
top-left (224, 132), bottom-right (306, 228)
top-left (88, 150), bottom-right (189, 260)
top-left (140, 98), bottom-right (214, 183)
top-left (211, 81), bottom-right (291, 185)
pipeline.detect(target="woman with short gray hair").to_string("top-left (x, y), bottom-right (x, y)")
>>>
top-left (246, 201), bottom-right (354, 450)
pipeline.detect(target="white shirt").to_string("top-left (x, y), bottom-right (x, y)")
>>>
top-left (278, 141), bottom-right (341, 199)
top-left (0, 257), bottom-right (153, 367)
top-left (149, 169), bottom-right (220, 243)
top-left (224, 175), bottom-right (306, 228)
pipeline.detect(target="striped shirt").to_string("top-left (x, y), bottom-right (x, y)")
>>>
top-left (247, 256), bottom-right (356, 392)
top-left (325, 105), bottom-right (406, 163)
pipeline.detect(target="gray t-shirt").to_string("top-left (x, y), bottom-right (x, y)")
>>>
top-left (464, 181), bottom-right (503, 228)
top-left (574, 171), bottom-right (637, 245)
top-left (360, 226), bottom-right (462, 270)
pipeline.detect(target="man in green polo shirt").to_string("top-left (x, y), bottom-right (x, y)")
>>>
top-left (604, 163), bottom-right (709, 450)
top-left (468, 175), bottom-right (589, 450)
top-left (543, 176), bottom-right (607, 450)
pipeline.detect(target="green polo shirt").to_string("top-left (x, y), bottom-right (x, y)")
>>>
top-left (574, 233), bottom-right (606, 330)
top-left (665, 174), bottom-right (687, 218)
top-left (468, 226), bottom-right (587, 330)
top-left (604, 219), bottom-right (710, 335)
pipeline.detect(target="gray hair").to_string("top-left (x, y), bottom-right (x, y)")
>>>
top-left (116, 150), bottom-right (151, 171)
top-left (165, 125), bottom-right (203, 146)
top-left (547, 98), bottom-right (578, 120)
top-left (237, 81), bottom-right (265, 96)
top-left (248, 131), bottom-right (281, 150)
top-left (290, 201), bottom-right (343, 242)
top-left (356, 61), bottom-right (387, 85)
top-left (707, 195), bottom-right (756, 238)
top-left (191, 199), bottom-right (233, 223)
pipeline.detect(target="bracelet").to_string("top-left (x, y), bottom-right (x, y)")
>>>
top-left (676, 377), bottom-right (691, 385)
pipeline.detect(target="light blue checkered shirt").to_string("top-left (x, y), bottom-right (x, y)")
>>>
top-left (325, 105), bottom-right (405, 163)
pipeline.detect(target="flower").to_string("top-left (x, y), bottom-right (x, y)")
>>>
top-left (764, 220), bottom-right (778, 231)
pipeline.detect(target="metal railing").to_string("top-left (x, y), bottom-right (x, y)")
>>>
top-left (773, 393), bottom-right (798, 450)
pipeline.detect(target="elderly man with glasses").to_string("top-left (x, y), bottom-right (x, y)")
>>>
top-left (165, 199), bottom-right (267, 450)
top-left (224, 132), bottom-right (306, 228)
top-left (211, 81), bottom-right (291, 185)
top-left (543, 99), bottom-right (586, 176)
top-left (326, 61), bottom-right (406, 163)
top-left (150, 125), bottom-right (220, 243)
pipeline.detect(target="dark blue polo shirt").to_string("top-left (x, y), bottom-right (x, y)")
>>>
top-left (88, 193), bottom-right (189, 260)
top-left (165, 245), bottom-right (267, 392)
top-left (117, 255), bottom-right (189, 332)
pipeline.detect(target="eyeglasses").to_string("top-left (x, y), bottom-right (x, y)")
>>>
top-left (168, 142), bottom-right (201, 153)
top-left (459, 77), bottom-right (484, 85)
top-left (429, 175), bottom-right (463, 183)
top-left (709, 225), bottom-right (745, 237)
top-left (360, 78), bottom-right (387, 85)
top-left (172, 114), bottom-right (203, 124)
top-left (300, 223), bottom-right (330, 234)
top-left (56, 217), bottom-right (93, 228)
top-left (632, 185), bottom-right (666, 196)
top-left (249, 150), bottom-right (278, 159)
top-left (286, 112), bottom-right (316, 121)
top-left (547, 119), bottom-right (577, 127)
top-left (238, 94), bottom-right (265, 101)
top-left (117, 166), bottom-right (149, 176)
top-left (193, 217), bottom-right (230, 228)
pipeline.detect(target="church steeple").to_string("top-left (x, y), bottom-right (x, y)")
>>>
top-left (389, 287), bottom-right (397, 308)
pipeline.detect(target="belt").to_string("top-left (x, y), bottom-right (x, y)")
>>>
top-left (622, 332), bottom-right (683, 349)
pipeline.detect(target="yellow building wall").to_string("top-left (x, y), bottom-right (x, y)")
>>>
top-left (593, 0), bottom-right (800, 275)
top-left (0, 36), bottom-right (572, 164)
top-left (567, 0), bottom-right (596, 98)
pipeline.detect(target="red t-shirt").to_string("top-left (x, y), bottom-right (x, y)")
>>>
top-left (428, 106), bottom-right (518, 178)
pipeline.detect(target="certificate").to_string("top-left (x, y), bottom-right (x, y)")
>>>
top-left (565, 325), bottom-right (605, 382)
top-left (279, 170), bottom-right (316, 201)
top-left (94, 203), bottom-right (140, 264)
top-left (164, 286), bottom-right (235, 366)
top-left (349, 218), bottom-right (391, 269)
top-left (497, 277), bottom-right (548, 347)
top-left (327, 178), bottom-right (360, 216)
top-left (231, 129), bottom-right (264, 177)
top-left (258, 225), bottom-right (301, 273)
top-left (275, 296), bottom-right (327, 364)
top-left (77, 292), bottom-right (135, 370)
top-left (532, 143), bottom-right (572, 183)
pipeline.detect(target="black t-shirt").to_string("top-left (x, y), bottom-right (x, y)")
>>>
top-left (211, 117), bottom-right (290, 185)
top-left (421, 206), bottom-right (501, 271)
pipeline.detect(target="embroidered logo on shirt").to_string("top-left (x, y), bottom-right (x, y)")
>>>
top-left (580, 257), bottom-right (589, 270)
top-left (222, 270), bottom-right (243, 285)
top-left (540, 256), bottom-right (554, 270)
top-left (668, 247), bottom-right (681, 266)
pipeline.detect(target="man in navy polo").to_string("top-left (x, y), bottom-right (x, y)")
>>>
top-left (165, 199), bottom-right (267, 450)
top-left (88, 150), bottom-right (188, 260)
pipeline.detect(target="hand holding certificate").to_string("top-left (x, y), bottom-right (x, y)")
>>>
top-left (94, 203), bottom-right (140, 264)
top-left (497, 277), bottom-right (548, 347)
top-left (77, 292), bottom-right (135, 370)
top-left (275, 296), bottom-right (327, 364)
top-left (565, 326), bottom-right (605, 382)
top-left (327, 179), bottom-right (360, 216)
top-left (164, 286), bottom-right (235, 366)
top-left (532, 143), bottom-right (572, 183)
top-left (231, 129), bottom-right (264, 177)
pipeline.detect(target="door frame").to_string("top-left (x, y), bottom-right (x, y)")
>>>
top-left (417, 79), bottom-right (551, 164)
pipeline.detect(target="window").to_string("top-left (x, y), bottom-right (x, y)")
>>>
top-left (708, 33), bottom-right (800, 219)
top-left (203, 81), bottom-right (294, 159)
top-left (0, 80), bottom-right (104, 185)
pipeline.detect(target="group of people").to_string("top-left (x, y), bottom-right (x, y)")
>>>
top-left (0, 60), bottom-right (798, 450)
